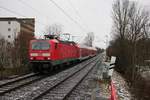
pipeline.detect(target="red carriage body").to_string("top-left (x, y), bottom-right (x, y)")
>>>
top-left (78, 44), bottom-right (97, 60)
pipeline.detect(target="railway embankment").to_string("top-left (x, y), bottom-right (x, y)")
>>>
top-left (115, 63), bottom-right (150, 100)
top-left (113, 64), bottom-right (150, 100)
top-left (112, 70), bottom-right (133, 100)
top-left (95, 54), bottom-right (133, 100)
top-left (92, 61), bottom-right (133, 100)
top-left (0, 54), bottom-right (142, 100)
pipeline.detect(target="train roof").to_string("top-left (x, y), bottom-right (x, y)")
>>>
top-left (31, 39), bottom-right (77, 45)
top-left (77, 44), bottom-right (97, 50)
top-left (30, 39), bottom-right (59, 43)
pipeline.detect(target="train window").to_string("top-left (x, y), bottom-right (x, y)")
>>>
top-left (8, 21), bottom-right (11, 24)
top-left (8, 28), bottom-right (11, 31)
top-left (32, 41), bottom-right (50, 50)
top-left (8, 35), bottom-right (11, 38)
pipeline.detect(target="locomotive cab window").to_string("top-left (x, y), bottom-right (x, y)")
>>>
top-left (32, 41), bottom-right (50, 50)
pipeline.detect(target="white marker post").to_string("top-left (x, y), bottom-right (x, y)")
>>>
top-left (108, 56), bottom-right (116, 77)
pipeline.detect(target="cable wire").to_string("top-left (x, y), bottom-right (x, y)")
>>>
top-left (0, 5), bottom-right (46, 32)
top-left (48, 0), bottom-right (87, 32)
top-left (67, 0), bottom-right (90, 30)
top-left (0, 6), bottom-right (26, 17)
top-left (17, 0), bottom-right (50, 21)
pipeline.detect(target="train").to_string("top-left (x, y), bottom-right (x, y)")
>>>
top-left (29, 35), bottom-right (97, 73)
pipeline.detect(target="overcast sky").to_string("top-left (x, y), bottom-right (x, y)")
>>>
top-left (0, 0), bottom-right (150, 48)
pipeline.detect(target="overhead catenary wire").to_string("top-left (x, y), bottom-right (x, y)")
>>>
top-left (0, 5), bottom-right (47, 25)
top-left (0, 0), bottom-right (89, 35)
top-left (66, 0), bottom-right (90, 31)
top-left (17, 0), bottom-right (80, 35)
top-left (18, 0), bottom-right (42, 15)
top-left (48, 0), bottom-right (87, 32)
top-left (19, 0), bottom-right (89, 33)
top-left (0, 6), bottom-right (26, 17)
top-left (17, 0), bottom-right (50, 22)
top-left (0, 5), bottom-right (46, 32)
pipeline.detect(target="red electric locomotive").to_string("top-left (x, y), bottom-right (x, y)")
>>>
top-left (29, 35), bottom-right (97, 73)
top-left (29, 35), bottom-right (79, 72)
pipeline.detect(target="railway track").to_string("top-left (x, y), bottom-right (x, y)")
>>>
top-left (32, 57), bottom-right (99, 100)
top-left (0, 73), bottom-right (45, 96)
top-left (0, 73), bottom-right (38, 87)
top-left (0, 55), bottom-right (100, 100)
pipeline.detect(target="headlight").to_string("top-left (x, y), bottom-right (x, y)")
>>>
top-left (30, 53), bottom-right (38, 56)
top-left (42, 53), bottom-right (50, 56)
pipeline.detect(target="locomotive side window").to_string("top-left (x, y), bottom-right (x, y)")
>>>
top-left (32, 41), bottom-right (50, 50)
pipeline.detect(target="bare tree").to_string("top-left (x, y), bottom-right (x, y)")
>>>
top-left (112, 0), bottom-right (130, 40)
top-left (83, 32), bottom-right (94, 47)
top-left (110, 1), bottom-right (150, 99)
top-left (44, 24), bottom-right (63, 36)
top-left (0, 35), bottom-right (14, 79)
top-left (112, 0), bottom-right (150, 80)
